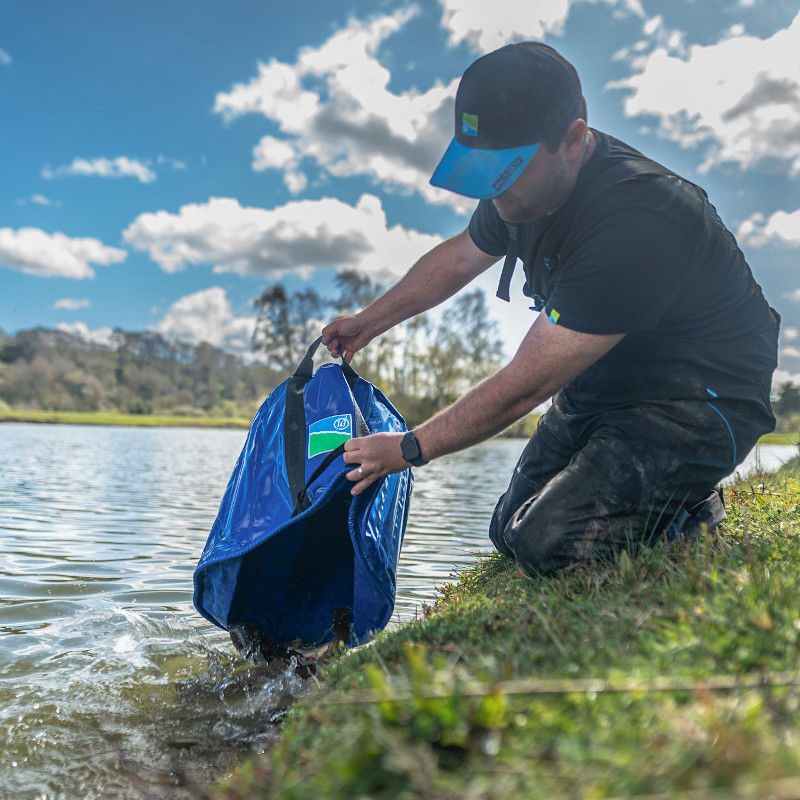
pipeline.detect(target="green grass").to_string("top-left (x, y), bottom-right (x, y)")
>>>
top-left (759, 431), bottom-right (799, 445)
top-left (211, 457), bottom-right (800, 799)
top-left (0, 409), bottom-right (252, 429)
top-left (1, 408), bottom-right (794, 448)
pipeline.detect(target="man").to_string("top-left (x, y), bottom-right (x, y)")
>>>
top-left (321, 42), bottom-right (779, 576)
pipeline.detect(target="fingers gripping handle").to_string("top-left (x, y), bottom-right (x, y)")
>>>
top-left (294, 336), bottom-right (359, 390)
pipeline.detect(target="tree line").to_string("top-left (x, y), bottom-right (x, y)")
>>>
top-left (250, 270), bottom-right (505, 424)
top-left (0, 271), bottom-right (508, 427)
top-left (5, 271), bottom-right (793, 436)
top-left (0, 327), bottom-right (281, 418)
top-left (772, 382), bottom-right (800, 434)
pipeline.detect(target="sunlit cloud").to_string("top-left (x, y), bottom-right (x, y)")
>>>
top-left (56, 321), bottom-right (116, 348)
top-left (151, 287), bottom-right (257, 355)
top-left (123, 194), bottom-right (440, 282)
top-left (0, 227), bottom-right (126, 279)
top-left (438, 0), bottom-right (644, 53)
top-left (738, 209), bottom-right (800, 248)
top-left (611, 11), bottom-right (800, 174)
top-left (214, 10), bottom-right (471, 212)
top-left (42, 156), bottom-right (157, 183)
top-left (54, 298), bottom-right (91, 310)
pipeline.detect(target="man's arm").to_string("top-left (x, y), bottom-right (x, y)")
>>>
top-left (342, 314), bottom-right (624, 493)
top-left (414, 314), bottom-right (624, 460)
top-left (322, 228), bottom-right (498, 361)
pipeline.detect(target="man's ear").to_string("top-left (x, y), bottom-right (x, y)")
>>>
top-left (563, 119), bottom-right (587, 162)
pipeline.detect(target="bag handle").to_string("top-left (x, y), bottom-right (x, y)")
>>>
top-left (285, 338), bottom-right (366, 517)
top-left (293, 336), bottom-right (359, 390)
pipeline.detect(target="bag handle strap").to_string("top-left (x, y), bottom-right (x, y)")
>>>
top-left (292, 443), bottom-right (347, 516)
top-left (284, 337), bottom-right (363, 517)
top-left (293, 336), bottom-right (359, 390)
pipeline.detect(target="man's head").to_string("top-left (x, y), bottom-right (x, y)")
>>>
top-left (430, 42), bottom-right (587, 202)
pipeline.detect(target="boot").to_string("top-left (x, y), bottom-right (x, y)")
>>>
top-left (669, 487), bottom-right (726, 541)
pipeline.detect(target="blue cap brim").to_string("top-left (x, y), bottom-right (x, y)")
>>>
top-left (430, 139), bottom-right (541, 199)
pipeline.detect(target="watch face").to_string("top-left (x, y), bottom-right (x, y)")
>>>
top-left (402, 432), bottom-right (421, 463)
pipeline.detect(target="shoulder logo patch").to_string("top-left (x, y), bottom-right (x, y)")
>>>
top-left (308, 414), bottom-right (352, 458)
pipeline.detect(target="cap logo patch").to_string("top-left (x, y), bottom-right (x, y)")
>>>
top-left (462, 112), bottom-right (478, 136)
top-left (492, 156), bottom-right (524, 192)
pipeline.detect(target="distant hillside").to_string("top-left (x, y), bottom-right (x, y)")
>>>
top-left (0, 327), bottom-right (282, 417)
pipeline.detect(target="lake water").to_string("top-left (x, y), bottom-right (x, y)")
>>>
top-left (0, 423), bottom-right (795, 799)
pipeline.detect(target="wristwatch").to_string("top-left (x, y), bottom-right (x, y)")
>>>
top-left (401, 430), bottom-right (428, 467)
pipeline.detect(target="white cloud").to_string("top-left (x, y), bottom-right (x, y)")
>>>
top-left (738, 209), bottom-right (800, 248)
top-left (611, 10), bottom-right (800, 174)
top-left (439, 0), bottom-right (644, 52)
top-left (252, 136), bottom-right (307, 192)
top-left (632, 14), bottom-right (687, 59)
top-left (56, 322), bottom-right (117, 349)
top-left (784, 327), bottom-right (799, 341)
top-left (0, 228), bottom-right (126, 279)
top-left (43, 156), bottom-right (157, 183)
top-left (123, 194), bottom-right (440, 282)
top-left (725, 23), bottom-right (746, 39)
top-left (156, 155), bottom-right (188, 171)
top-left (252, 136), bottom-right (296, 171)
top-left (16, 194), bottom-right (57, 207)
top-left (151, 287), bottom-right (257, 356)
top-left (214, 11), bottom-right (470, 212)
top-left (773, 367), bottom-right (800, 389)
top-left (0, 47), bottom-right (10, 66)
top-left (642, 14), bottom-right (662, 36)
top-left (792, 289), bottom-right (800, 302)
top-left (781, 346), bottom-right (800, 358)
top-left (54, 298), bottom-right (91, 310)
top-left (439, 0), bottom-right (572, 49)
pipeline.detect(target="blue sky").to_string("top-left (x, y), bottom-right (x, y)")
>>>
top-left (2, 0), bottom-right (800, 383)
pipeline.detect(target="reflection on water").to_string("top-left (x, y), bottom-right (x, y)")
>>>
top-left (0, 423), bottom-right (794, 799)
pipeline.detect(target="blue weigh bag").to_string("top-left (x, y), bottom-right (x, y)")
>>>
top-left (193, 337), bottom-right (413, 651)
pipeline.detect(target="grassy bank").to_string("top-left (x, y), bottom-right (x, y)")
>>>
top-left (0, 408), bottom-right (795, 447)
top-left (211, 457), bottom-right (800, 799)
top-left (0, 409), bottom-right (252, 429)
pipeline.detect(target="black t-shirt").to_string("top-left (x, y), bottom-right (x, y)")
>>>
top-left (469, 130), bottom-right (779, 412)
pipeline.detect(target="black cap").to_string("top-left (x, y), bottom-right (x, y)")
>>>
top-left (430, 42), bottom-right (583, 199)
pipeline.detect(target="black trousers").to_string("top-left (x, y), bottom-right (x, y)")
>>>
top-left (489, 392), bottom-right (775, 576)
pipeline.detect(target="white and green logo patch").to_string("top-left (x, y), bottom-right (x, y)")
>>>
top-left (308, 414), bottom-right (352, 458)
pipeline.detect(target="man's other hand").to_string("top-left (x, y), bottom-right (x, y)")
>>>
top-left (321, 314), bottom-right (372, 363)
top-left (343, 432), bottom-right (408, 495)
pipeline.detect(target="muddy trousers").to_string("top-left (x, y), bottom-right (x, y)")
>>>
top-left (489, 394), bottom-right (774, 576)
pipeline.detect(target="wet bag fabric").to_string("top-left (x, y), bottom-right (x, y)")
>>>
top-left (193, 337), bottom-right (413, 650)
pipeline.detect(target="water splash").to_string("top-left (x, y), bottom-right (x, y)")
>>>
top-left (1, 602), bottom-right (302, 800)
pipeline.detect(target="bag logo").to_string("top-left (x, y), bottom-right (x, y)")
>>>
top-left (308, 414), bottom-right (352, 458)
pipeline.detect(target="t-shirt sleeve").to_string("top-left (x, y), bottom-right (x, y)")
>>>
top-left (543, 209), bottom-right (696, 335)
top-left (468, 199), bottom-right (509, 257)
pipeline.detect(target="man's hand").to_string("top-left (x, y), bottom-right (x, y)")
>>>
top-left (321, 314), bottom-right (373, 363)
top-left (343, 432), bottom-right (409, 495)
